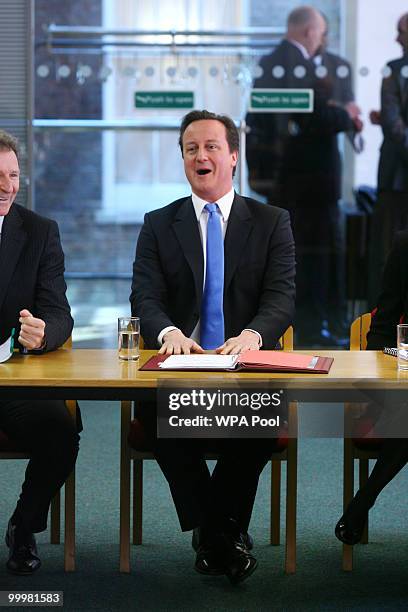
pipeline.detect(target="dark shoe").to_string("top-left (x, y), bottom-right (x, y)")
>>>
top-left (192, 526), bottom-right (254, 552)
top-left (335, 492), bottom-right (371, 545)
top-left (194, 544), bottom-right (225, 576)
top-left (193, 526), bottom-right (225, 576)
top-left (5, 520), bottom-right (41, 575)
top-left (221, 519), bottom-right (257, 585)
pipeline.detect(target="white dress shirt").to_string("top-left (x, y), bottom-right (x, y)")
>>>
top-left (158, 189), bottom-right (262, 348)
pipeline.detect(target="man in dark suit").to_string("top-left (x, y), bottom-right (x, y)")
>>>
top-left (246, 5), bottom-right (361, 345)
top-left (0, 130), bottom-right (79, 575)
top-left (368, 12), bottom-right (408, 306)
top-left (131, 110), bottom-right (295, 584)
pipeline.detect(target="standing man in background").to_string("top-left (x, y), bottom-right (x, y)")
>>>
top-left (0, 130), bottom-right (80, 575)
top-left (246, 5), bottom-right (362, 346)
top-left (131, 109), bottom-right (295, 584)
top-left (368, 12), bottom-right (408, 306)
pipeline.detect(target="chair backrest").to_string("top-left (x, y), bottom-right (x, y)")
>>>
top-left (350, 313), bottom-right (371, 351)
top-left (280, 326), bottom-right (293, 351)
top-left (62, 336), bottom-right (72, 350)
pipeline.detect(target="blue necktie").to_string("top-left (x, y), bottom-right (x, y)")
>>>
top-left (200, 203), bottom-right (225, 349)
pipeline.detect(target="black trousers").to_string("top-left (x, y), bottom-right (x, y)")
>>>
top-left (0, 400), bottom-right (80, 533)
top-left (136, 402), bottom-right (276, 532)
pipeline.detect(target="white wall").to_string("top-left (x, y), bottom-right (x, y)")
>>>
top-left (347, 0), bottom-right (407, 187)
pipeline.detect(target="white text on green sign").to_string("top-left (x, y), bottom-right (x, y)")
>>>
top-left (135, 91), bottom-right (194, 109)
top-left (249, 89), bottom-right (314, 112)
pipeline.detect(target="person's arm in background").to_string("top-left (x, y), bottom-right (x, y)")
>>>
top-left (367, 232), bottom-right (407, 349)
top-left (380, 66), bottom-right (408, 165)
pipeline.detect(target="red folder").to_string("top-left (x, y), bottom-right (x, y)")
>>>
top-left (140, 351), bottom-right (333, 374)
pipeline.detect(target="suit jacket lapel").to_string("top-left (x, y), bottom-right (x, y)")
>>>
top-left (224, 194), bottom-right (253, 291)
top-left (172, 197), bottom-right (204, 307)
top-left (0, 204), bottom-right (27, 311)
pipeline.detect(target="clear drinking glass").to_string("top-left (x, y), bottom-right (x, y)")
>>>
top-left (118, 317), bottom-right (140, 360)
top-left (397, 324), bottom-right (408, 370)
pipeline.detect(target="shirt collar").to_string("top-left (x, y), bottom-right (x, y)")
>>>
top-left (0, 216), bottom-right (4, 233)
top-left (287, 38), bottom-right (311, 60)
top-left (191, 188), bottom-right (235, 222)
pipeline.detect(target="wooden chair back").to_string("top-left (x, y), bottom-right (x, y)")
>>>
top-left (349, 313), bottom-right (371, 350)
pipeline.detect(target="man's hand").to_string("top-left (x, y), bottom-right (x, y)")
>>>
top-left (19, 309), bottom-right (46, 350)
top-left (369, 109), bottom-right (381, 125)
top-left (216, 330), bottom-right (260, 355)
top-left (345, 101), bottom-right (362, 121)
top-left (159, 329), bottom-right (204, 355)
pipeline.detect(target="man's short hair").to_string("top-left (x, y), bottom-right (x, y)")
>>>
top-left (0, 130), bottom-right (20, 160)
top-left (287, 5), bottom-right (317, 29)
top-left (178, 109), bottom-right (239, 155)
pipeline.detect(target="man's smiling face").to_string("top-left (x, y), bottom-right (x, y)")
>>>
top-left (0, 149), bottom-right (19, 216)
top-left (182, 119), bottom-right (238, 202)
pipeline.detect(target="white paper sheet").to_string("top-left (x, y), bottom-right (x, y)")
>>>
top-left (159, 354), bottom-right (239, 369)
top-left (0, 335), bottom-right (14, 364)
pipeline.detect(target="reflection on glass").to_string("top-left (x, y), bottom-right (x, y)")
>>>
top-left (252, 65), bottom-right (264, 78)
top-left (315, 65), bottom-right (328, 79)
top-left (381, 65), bottom-right (392, 78)
top-left (37, 65), bottom-right (49, 78)
top-left (98, 65), bottom-right (112, 81)
top-left (336, 64), bottom-right (350, 78)
top-left (400, 65), bottom-right (408, 78)
top-left (57, 65), bottom-right (71, 79)
top-left (293, 65), bottom-right (306, 78)
top-left (271, 65), bottom-right (284, 78)
top-left (358, 66), bottom-right (369, 77)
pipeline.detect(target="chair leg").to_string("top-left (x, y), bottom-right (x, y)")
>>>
top-left (285, 402), bottom-right (297, 574)
top-left (132, 459), bottom-right (143, 545)
top-left (270, 460), bottom-right (281, 545)
top-left (359, 458), bottom-right (369, 544)
top-left (64, 470), bottom-right (75, 572)
top-left (343, 434), bottom-right (354, 571)
top-left (50, 491), bottom-right (61, 544)
top-left (120, 400), bottom-right (132, 573)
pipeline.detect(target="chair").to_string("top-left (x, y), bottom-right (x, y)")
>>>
top-left (120, 328), bottom-right (298, 574)
top-left (0, 338), bottom-right (76, 571)
top-left (342, 312), bottom-right (381, 571)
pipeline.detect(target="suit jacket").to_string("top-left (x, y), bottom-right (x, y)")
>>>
top-left (130, 193), bottom-right (295, 350)
top-left (0, 203), bottom-right (73, 351)
top-left (366, 230), bottom-right (408, 349)
top-left (378, 54), bottom-right (408, 192)
top-left (319, 51), bottom-right (354, 105)
top-left (246, 39), bottom-right (354, 203)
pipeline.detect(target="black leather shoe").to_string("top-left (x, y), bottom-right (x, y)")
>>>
top-left (192, 526), bottom-right (254, 552)
top-left (335, 514), bottom-right (366, 546)
top-left (194, 544), bottom-right (225, 576)
top-left (5, 520), bottom-right (41, 575)
top-left (221, 519), bottom-right (257, 585)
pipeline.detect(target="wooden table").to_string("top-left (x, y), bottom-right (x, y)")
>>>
top-left (1, 348), bottom-right (405, 573)
top-left (0, 348), bottom-right (406, 400)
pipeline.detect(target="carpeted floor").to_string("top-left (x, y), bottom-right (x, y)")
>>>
top-left (1, 401), bottom-right (407, 611)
